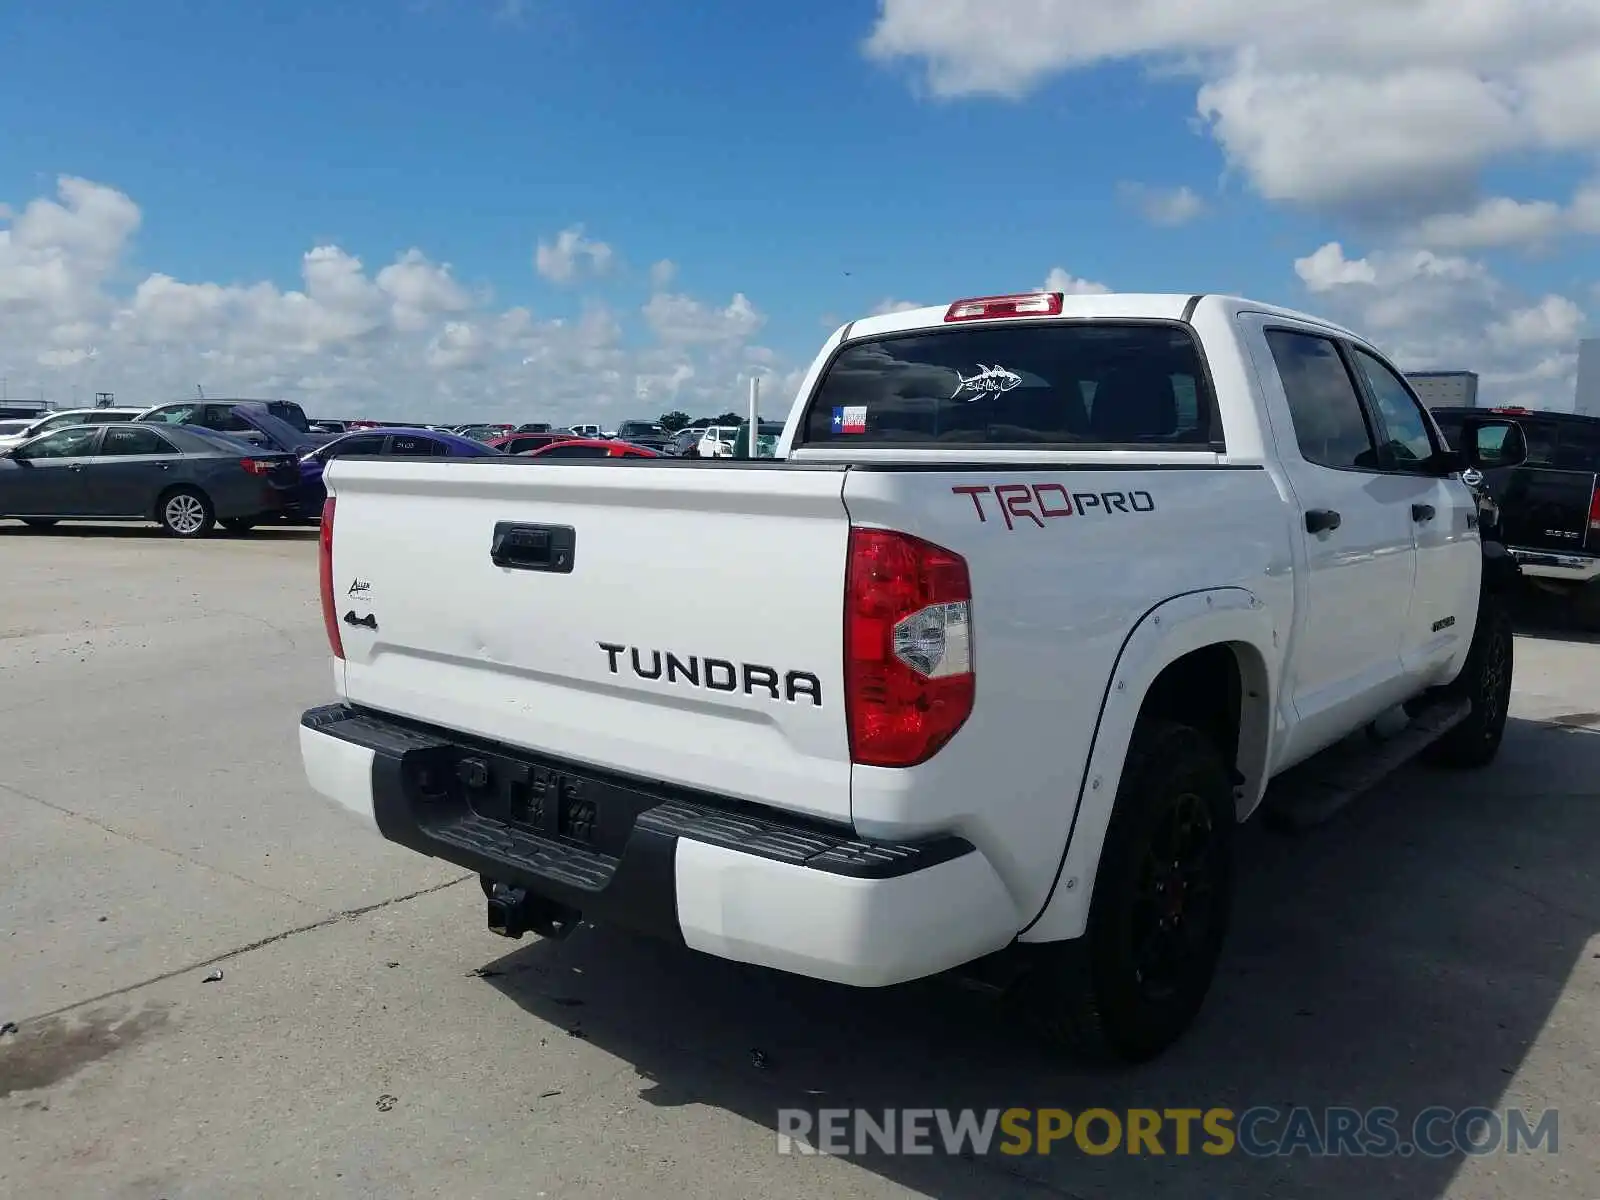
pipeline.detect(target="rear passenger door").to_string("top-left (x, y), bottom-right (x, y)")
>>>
top-left (1240, 318), bottom-right (1421, 767)
top-left (89, 425), bottom-right (183, 516)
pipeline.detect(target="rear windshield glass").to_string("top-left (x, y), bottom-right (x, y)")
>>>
top-left (799, 323), bottom-right (1213, 448)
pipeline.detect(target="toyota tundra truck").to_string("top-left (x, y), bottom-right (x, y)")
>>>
top-left (299, 291), bottom-right (1526, 1063)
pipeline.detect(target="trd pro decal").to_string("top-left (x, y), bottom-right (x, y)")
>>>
top-left (953, 483), bottom-right (1156, 530)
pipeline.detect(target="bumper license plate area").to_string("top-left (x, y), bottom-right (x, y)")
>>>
top-left (435, 746), bottom-right (654, 854)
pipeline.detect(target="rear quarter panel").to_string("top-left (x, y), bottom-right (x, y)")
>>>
top-left (841, 463), bottom-right (1293, 929)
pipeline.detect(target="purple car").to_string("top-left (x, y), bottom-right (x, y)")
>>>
top-left (296, 426), bottom-right (503, 516)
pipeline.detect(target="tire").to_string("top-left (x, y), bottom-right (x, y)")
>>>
top-left (221, 517), bottom-right (256, 535)
top-left (1009, 719), bottom-right (1235, 1065)
top-left (1424, 592), bottom-right (1514, 769)
top-left (157, 488), bottom-right (215, 538)
top-left (21, 518), bottom-right (59, 529)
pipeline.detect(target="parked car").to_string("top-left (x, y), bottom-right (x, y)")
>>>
top-left (0, 422), bottom-right (300, 536)
top-left (1429, 406), bottom-right (1600, 627)
top-left (694, 425), bottom-right (740, 457)
top-left (455, 423), bottom-right (515, 442)
top-left (567, 423), bottom-right (604, 439)
top-left (0, 407), bottom-right (145, 451)
top-left (298, 290), bottom-right (1523, 1065)
top-left (664, 428), bottom-right (702, 456)
top-left (485, 432), bottom-right (568, 455)
top-left (297, 426), bottom-right (503, 513)
top-left (135, 398), bottom-right (334, 445)
top-left (521, 438), bottom-right (661, 459)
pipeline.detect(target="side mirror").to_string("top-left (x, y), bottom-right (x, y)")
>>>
top-left (1459, 417), bottom-right (1527, 471)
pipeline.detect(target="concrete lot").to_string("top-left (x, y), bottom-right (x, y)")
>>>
top-left (1, 523), bottom-right (1598, 1200)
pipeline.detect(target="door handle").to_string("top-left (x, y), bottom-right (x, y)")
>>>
top-left (1411, 503), bottom-right (1435, 522)
top-left (1305, 508), bottom-right (1341, 534)
top-left (68, 463), bottom-right (85, 471)
top-left (490, 522), bottom-right (576, 573)
top-left (343, 610), bottom-right (377, 630)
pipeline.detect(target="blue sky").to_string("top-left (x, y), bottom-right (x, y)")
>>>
top-left (1, 0), bottom-right (1596, 417)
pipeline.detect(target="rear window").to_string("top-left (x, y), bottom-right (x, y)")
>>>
top-left (799, 323), bottom-right (1214, 449)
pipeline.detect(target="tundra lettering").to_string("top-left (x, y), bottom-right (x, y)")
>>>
top-left (954, 484), bottom-right (1156, 529)
top-left (597, 642), bottom-right (822, 706)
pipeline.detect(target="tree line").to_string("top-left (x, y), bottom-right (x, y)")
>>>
top-left (655, 410), bottom-right (769, 431)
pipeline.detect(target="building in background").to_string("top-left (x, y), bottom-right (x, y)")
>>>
top-left (1576, 339), bottom-right (1600, 417)
top-left (1405, 370), bottom-right (1479, 408)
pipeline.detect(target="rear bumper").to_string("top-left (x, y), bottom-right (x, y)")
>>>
top-left (299, 704), bottom-right (1018, 987)
top-left (1508, 548), bottom-right (1600, 586)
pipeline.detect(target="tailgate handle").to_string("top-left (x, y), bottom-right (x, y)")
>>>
top-left (491, 522), bottom-right (576, 573)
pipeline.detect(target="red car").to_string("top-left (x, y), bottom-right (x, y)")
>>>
top-left (521, 438), bottom-right (660, 459)
top-left (485, 431), bottom-right (567, 454)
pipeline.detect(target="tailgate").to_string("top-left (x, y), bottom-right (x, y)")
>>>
top-left (325, 459), bottom-right (855, 823)
top-left (1500, 467), bottom-right (1597, 553)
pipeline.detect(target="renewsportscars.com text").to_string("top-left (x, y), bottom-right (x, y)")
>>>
top-left (775, 1106), bottom-right (1559, 1159)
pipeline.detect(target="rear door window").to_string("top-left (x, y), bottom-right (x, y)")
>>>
top-left (325, 434), bottom-right (386, 458)
top-left (1553, 422), bottom-right (1600, 471)
top-left (1263, 330), bottom-right (1381, 471)
top-left (205, 405), bottom-right (255, 433)
top-left (799, 323), bottom-right (1214, 448)
top-left (536, 443), bottom-right (612, 458)
top-left (387, 434), bottom-right (439, 456)
top-left (266, 402), bottom-right (311, 432)
top-left (102, 427), bottom-right (177, 456)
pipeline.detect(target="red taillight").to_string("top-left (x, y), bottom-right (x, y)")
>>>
top-left (319, 498), bottom-right (344, 660)
top-left (944, 292), bottom-right (1064, 323)
top-left (844, 528), bottom-right (974, 768)
top-left (1589, 482), bottom-right (1600, 534)
top-left (240, 458), bottom-right (277, 475)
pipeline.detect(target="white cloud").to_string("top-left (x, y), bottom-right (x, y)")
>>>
top-left (1039, 267), bottom-right (1110, 295)
top-left (1118, 182), bottom-right (1206, 226)
top-left (864, 0), bottom-right (1600, 219)
top-left (869, 298), bottom-right (922, 314)
top-left (1293, 242), bottom-right (1377, 291)
top-left (534, 224), bottom-right (614, 284)
top-left (0, 176), bottom-right (786, 422)
top-left (1408, 197), bottom-right (1567, 251)
top-left (642, 291), bottom-right (765, 344)
top-left (1291, 240), bottom-right (1587, 410)
top-left (649, 258), bottom-right (677, 290)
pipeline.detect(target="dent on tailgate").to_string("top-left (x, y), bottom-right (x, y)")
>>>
top-left (328, 457), bottom-right (859, 824)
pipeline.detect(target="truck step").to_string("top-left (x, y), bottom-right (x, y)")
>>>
top-left (1259, 694), bottom-right (1472, 833)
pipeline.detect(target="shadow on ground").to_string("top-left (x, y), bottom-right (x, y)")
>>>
top-left (0, 520), bottom-right (317, 540)
top-left (475, 716), bottom-right (1597, 1199)
top-left (1511, 587), bottom-right (1600, 647)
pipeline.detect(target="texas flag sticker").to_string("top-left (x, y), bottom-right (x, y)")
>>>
top-left (831, 405), bottom-right (868, 434)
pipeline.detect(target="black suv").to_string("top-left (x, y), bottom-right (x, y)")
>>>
top-left (1431, 406), bottom-right (1600, 627)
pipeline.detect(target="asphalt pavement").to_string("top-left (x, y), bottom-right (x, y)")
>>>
top-left (2, 523), bottom-right (1597, 1199)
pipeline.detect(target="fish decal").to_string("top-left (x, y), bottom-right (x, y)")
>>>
top-left (950, 364), bottom-right (1023, 400)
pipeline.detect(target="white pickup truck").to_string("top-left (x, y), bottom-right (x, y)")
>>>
top-left (299, 291), bottom-right (1527, 1063)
